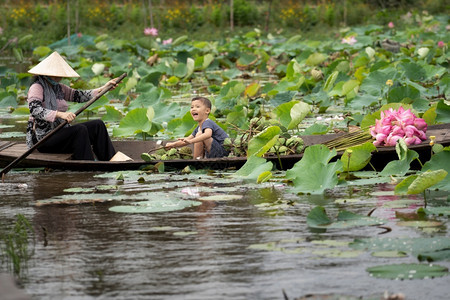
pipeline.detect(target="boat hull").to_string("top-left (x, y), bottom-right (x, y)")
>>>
top-left (1, 124), bottom-right (449, 172)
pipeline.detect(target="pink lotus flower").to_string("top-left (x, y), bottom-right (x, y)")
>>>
top-left (144, 27), bottom-right (158, 36)
top-left (388, 22), bottom-right (395, 28)
top-left (162, 38), bottom-right (173, 45)
top-left (341, 36), bottom-right (357, 45)
top-left (77, 32), bottom-right (82, 38)
top-left (437, 41), bottom-right (445, 48)
top-left (369, 107), bottom-right (427, 146)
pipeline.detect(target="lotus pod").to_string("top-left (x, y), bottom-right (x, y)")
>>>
top-left (296, 143), bottom-right (304, 154)
top-left (223, 137), bottom-right (232, 146)
top-left (278, 146), bottom-right (288, 154)
top-left (250, 117), bottom-right (260, 127)
top-left (155, 148), bottom-right (167, 156)
top-left (167, 148), bottom-right (177, 156)
top-left (179, 146), bottom-right (192, 155)
top-left (311, 68), bottom-right (324, 81)
top-left (141, 153), bottom-right (153, 162)
top-left (286, 137), bottom-right (296, 147)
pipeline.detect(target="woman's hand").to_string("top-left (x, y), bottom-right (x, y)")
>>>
top-left (105, 78), bottom-right (119, 90)
top-left (56, 111), bottom-right (76, 123)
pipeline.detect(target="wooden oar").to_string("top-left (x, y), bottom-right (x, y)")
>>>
top-left (0, 72), bottom-right (127, 180)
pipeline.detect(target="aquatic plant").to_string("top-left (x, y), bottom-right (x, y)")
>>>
top-left (0, 214), bottom-right (35, 278)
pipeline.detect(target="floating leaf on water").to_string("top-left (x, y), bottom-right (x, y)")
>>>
top-left (311, 240), bottom-right (350, 247)
top-left (346, 176), bottom-right (391, 186)
top-left (396, 220), bottom-right (443, 228)
top-left (63, 187), bottom-right (95, 193)
top-left (311, 249), bottom-right (363, 258)
top-left (334, 198), bottom-right (363, 204)
top-left (371, 251), bottom-right (408, 258)
top-left (307, 206), bottom-right (385, 229)
top-left (198, 194), bottom-right (243, 201)
top-left (173, 231), bottom-right (198, 236)
top-left (350, 237), bottom-right (450, 259)
top-left (109, 199), bottom-right (201, 213)
top-left (247, 242), bottom-right (283, 252)
top-left (418, 206), bottom-right (450, 216)
top-left (382, 199), bottom-right (422, 208)
top-left (232, 156), bottom-right (273, 181)
top-left (150, 226), bottom-right (174, 231)
top-left (367, 263), bottom-right (448, 280)
top-left (418, 250), bottom-right (450, 262)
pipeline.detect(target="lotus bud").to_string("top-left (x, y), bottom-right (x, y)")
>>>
top-left (311, 68), bottom-right (324, 81)
top-left (429, 136), bottom-right (436, 146)
top-left (417, 47), bottom-right (429, 58)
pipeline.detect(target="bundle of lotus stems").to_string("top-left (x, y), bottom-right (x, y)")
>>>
top-left (323, 128), bottom-right (373, 152)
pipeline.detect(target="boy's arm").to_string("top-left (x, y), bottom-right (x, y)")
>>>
top-left (183, 129), bottom-right (212, 144)
top-left (165, 135), bottom-right (195, 149)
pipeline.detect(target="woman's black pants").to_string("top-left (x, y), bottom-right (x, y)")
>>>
top-left (38, 119), bottom-right (116, 161)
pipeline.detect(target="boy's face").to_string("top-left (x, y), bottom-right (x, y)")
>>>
top-left (190, 100), bottom-right (210, 122)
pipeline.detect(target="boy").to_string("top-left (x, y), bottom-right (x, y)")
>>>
top-left (165, 97), bottom-right (229, 159)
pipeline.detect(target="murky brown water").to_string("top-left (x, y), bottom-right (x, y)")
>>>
top-left (1, 169), bottom-right (449, 300)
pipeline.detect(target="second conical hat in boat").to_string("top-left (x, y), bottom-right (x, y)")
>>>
top-left (28, 51), bottom-right (80, 78)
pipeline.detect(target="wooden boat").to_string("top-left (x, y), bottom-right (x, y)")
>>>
top-left (0, 124), bottom-right (449, 172)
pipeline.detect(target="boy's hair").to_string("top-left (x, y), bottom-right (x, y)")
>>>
top-left (192, 96), bottom-right (211, 110)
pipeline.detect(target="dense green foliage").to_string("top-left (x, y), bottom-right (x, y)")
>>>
top-left (0, 0), bottom-right (448, 51)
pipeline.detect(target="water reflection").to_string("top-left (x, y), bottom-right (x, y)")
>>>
top-left (0, 171), bottom-right (449, 299)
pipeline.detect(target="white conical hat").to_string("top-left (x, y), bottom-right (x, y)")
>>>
top-left (28, 51), bottom-right (80, 78)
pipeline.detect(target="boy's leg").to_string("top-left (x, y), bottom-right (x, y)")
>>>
top-left (193, 131), bottom-right (210, 158)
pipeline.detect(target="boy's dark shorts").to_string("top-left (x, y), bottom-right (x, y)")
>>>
top-left (206, 139), bottom-right (229, 158)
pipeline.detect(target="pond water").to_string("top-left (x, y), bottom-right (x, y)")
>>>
top-left (1, 168), bottom-right (449, 299)
top-left (0, 68), bottom-right (448, 299)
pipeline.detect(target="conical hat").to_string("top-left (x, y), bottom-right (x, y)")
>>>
top-left (28, 51), bottom-right (80, 78)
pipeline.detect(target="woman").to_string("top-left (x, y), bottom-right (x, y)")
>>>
top-left (26, 51), bottom-right (118, 161)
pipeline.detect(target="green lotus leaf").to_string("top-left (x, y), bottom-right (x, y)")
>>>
top-left (371, 251), bottom-right (408, 258)
top-left (436, 100), bottom-right (450, 123)
top-left (307, 206), bottom-right (384, 229)
top-left (232, 156), bottom-right (273, 180)
top-left (341, 141), bottom-right (376, 172)
top-left (256, 171), bottom-right (272, 184)
top-left (406, 169), bottom-right (448, 194)
top-left (323, 71), bottom-right (338, 92)
top-left (245, 82), bottom-right (260, 98)
top-left (305, 53), bottom-right (327, 66)
top-left (109, 199), bottom-right (201, 213)
top-left (102, 105), bottom-right (124, 122)
top-left (350, 237), bottom-right (450, 258)
top-left (418, 250), bottom-right (450, 262)
top-left (290, 161), bottom-right (343, 194)
top-left (247, 126), bottom-right (281, 157)
top-left (113, 107), bottom-right (152, 137)
top-left (421, 149), bottom-right (450, 191)
top-left (198, 194), bottom-right (243, 201)
top-left (367, 263), bottom-right (448, 280)
top-left (286, 144), bottom-right (338, 180)
top-left (418, 206), bottom-right (450, 216)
